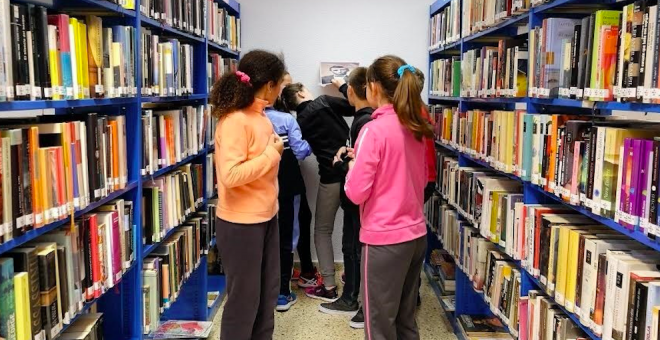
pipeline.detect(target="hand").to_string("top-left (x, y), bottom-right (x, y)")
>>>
top-left (331, 77), bottom-right (346, 89)
top-left (335, 146), bottom-right (347, 159)
top-left (346, 147), bottom-right (355, 159)
top-left (333, 155), bottom-right (342, 166)
top-left (270, 134), bottom-right (284, 154)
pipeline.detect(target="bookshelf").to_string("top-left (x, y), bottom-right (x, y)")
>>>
top-left (0, 0), bottom-right (238, 338)
top-left (426, 1), bottom-right (660, 340)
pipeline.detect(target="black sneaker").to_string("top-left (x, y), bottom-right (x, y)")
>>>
top-left (305, 285), bottom-right (339, 302)
top-left (319, 298), bottom-right (358, 316)
top-left (350, 307), bottom-right (364, 329)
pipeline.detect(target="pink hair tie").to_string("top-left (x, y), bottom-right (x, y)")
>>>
top-left (235, 71), bottom-right (251, 85)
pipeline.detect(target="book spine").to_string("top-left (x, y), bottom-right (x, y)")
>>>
top-left (35, 7), bottom-right (51, 99)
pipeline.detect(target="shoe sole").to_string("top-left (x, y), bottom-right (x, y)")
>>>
top-left (349, 321), bottom-right (364, 329)
top-left (297, 281), bottom-right (318, 288)
top-left (276, 298), bottom-right (297, 312)
top-left (305, 292), bottom-right (339, 303)
top-left (318, 305), bottom-right (358, 316)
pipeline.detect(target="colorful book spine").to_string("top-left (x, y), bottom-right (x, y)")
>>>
top-left (0, 258), bottom-right (16, 340)
top-left (47, 14), bottom-right (73, 99)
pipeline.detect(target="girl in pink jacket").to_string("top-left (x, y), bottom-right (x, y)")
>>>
top-left (344, 55), bottom-right (433, 340)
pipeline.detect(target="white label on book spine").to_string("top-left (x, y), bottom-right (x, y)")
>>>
top-left (95, 85), bottom-right (104, 94)
top-left (530, 87), bottom-right (538, 96)
top-left (619, 211), bottom-right (638, 225)
top-left (559, 88), bottom-right (570, 97)
top-left (74, 198), bottom-right (80, 209)
top-left (570, 194), bottom-right (580, 205)
top-left (538, 88), bottom-right (550, 97)
top-left (600, 200), bottom-right (612, 211)
top-left (35, 331), bottom-right (45, 340)
top-left (25, 214), bottom-right (33, 226)
top-left (66, 87), bottom-right (74, 97)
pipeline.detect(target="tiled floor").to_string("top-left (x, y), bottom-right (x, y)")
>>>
top-left (209, 269), bottom-right (457, 339)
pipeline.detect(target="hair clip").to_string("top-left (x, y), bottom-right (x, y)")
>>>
top-left (397, 65), bottom-right (416, 78)
top-left (236, 71), bottom-right (251, 85)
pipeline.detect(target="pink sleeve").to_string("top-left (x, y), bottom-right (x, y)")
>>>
top-left (345, 126), bottom-right (380, 205)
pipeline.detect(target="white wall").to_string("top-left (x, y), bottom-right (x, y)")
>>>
top-left (240, 0), bottom-right (430, 261)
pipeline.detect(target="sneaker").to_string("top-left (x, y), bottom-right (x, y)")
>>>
top-left (298, 270), bottom-right (323, 288)
top-left (291, 268), bottom-right (301, 281)
top-left (319, 298), bottom-right (359, 316)
top-left (340, 272), bottom-right (345, 285)
top-left (276, 293), bottom-right (298, 312)
top-left (305, 285), bottom-right (338, 302)
top-left (350, 308), bottom-right (364, 329)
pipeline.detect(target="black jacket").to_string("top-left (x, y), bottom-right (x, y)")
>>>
top-left (333, 84), bottom-right (374, 210)
top-left (296, 95), bottom-right (354, 184)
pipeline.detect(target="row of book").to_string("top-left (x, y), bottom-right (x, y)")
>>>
top-left (139, 0), bottom-right (205, 38)
top-left (142, 214), bottom-right (207, 334)
top-left (0, 199), bottom-right (134, 340)
top-left (429, 57), bottom-right (461, 97)
top-left (0, 115), bottom-right (129, 244)
top-left (432, 106), bottom-right (660, 241)
top-left (461, 0), bottom-right (531, 38)
top-left (141, 105), bottom-right (208, 176)
top-left (140, 30), bottom-right (195, 97)
top-left (426, 247), bottom-right (456, 293)
top-left (530, 7), bottom-right (660, 102)
top-left (429, 198), bottom-right (593, 340)
top-left (0, 4), bottom-right (138, 101)
top-left (433, 197), bottom-right (522, 336)
top-left (207, 0), bottom-right (241, 52)
top-left (142, 163), bottom-right (204, 245)
top-left (205, 153), bottom-right (216, 200)
top-left (433, 155), bottom-right (660, 340)
top-left (460, 40), bottom-right (529, 98)
top-left (208, 54), bottom-right (238, 91)
top-left (428, 0), bottom-right (460, 50)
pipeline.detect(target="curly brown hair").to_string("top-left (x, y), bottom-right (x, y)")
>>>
top-left (210, 50), bottom-right (286, 118)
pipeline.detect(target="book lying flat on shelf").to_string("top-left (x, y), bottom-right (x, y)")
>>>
top-left (152, 320), bottom-right (213, 339)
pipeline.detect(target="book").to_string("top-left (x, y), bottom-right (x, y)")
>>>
top-left (13, 272), bottom-right (31, 340)
top-left (152, 320), bottom-right (213, 339)
top-left (5, 247), bottom-right (43, 339)
top-left (0, 257), bottom-right (16, 340)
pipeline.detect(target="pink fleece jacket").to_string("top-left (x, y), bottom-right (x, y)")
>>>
top-left (344, 104), bottom-right (428, 246)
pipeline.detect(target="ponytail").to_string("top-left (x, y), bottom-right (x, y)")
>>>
top-left (367, 56), bottom-right (433, 141)
top-left (210, 50), bottom-right (286, 118)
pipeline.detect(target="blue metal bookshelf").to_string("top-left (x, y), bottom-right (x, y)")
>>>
top-left (426, 0), bottom-right (657, 339)
top-left (0, 0), bottom-right (239, 338)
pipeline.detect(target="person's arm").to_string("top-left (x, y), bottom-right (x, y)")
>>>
top-left (345, 126), bottom-right (380, 205)
top-left (339, 83), bottom-right (348, 99)
top-left (217, 117), bottom-right (281, 188)
top-left (286, 115), bottom-right (312, 160)
top-left (324, 95), bottom-right (355, 117)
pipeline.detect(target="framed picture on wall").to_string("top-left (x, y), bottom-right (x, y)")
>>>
top-left (319, 62), bottom-right (360, 86)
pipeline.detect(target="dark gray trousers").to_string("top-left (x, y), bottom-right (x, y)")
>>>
top-left (362, 236), bottom-right (427, 340)
top-left (216, 216), bottom-right (279, 340)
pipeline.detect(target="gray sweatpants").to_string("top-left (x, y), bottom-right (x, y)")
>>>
top-left (314, 181), bottom-right (342, 287)
top-left (362, 236), bottom-right (427, 340)
top-left (216, 217), bottom-right (279, 340)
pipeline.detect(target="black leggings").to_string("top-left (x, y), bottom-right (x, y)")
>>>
top-left (278, 194), bottom-right (313, 295)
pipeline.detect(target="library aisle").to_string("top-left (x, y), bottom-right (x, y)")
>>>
top-left (209, 271), bottom-right (456, 339)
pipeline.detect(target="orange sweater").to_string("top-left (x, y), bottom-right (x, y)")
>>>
top-left (214, 98), bottom-right (281, 224)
